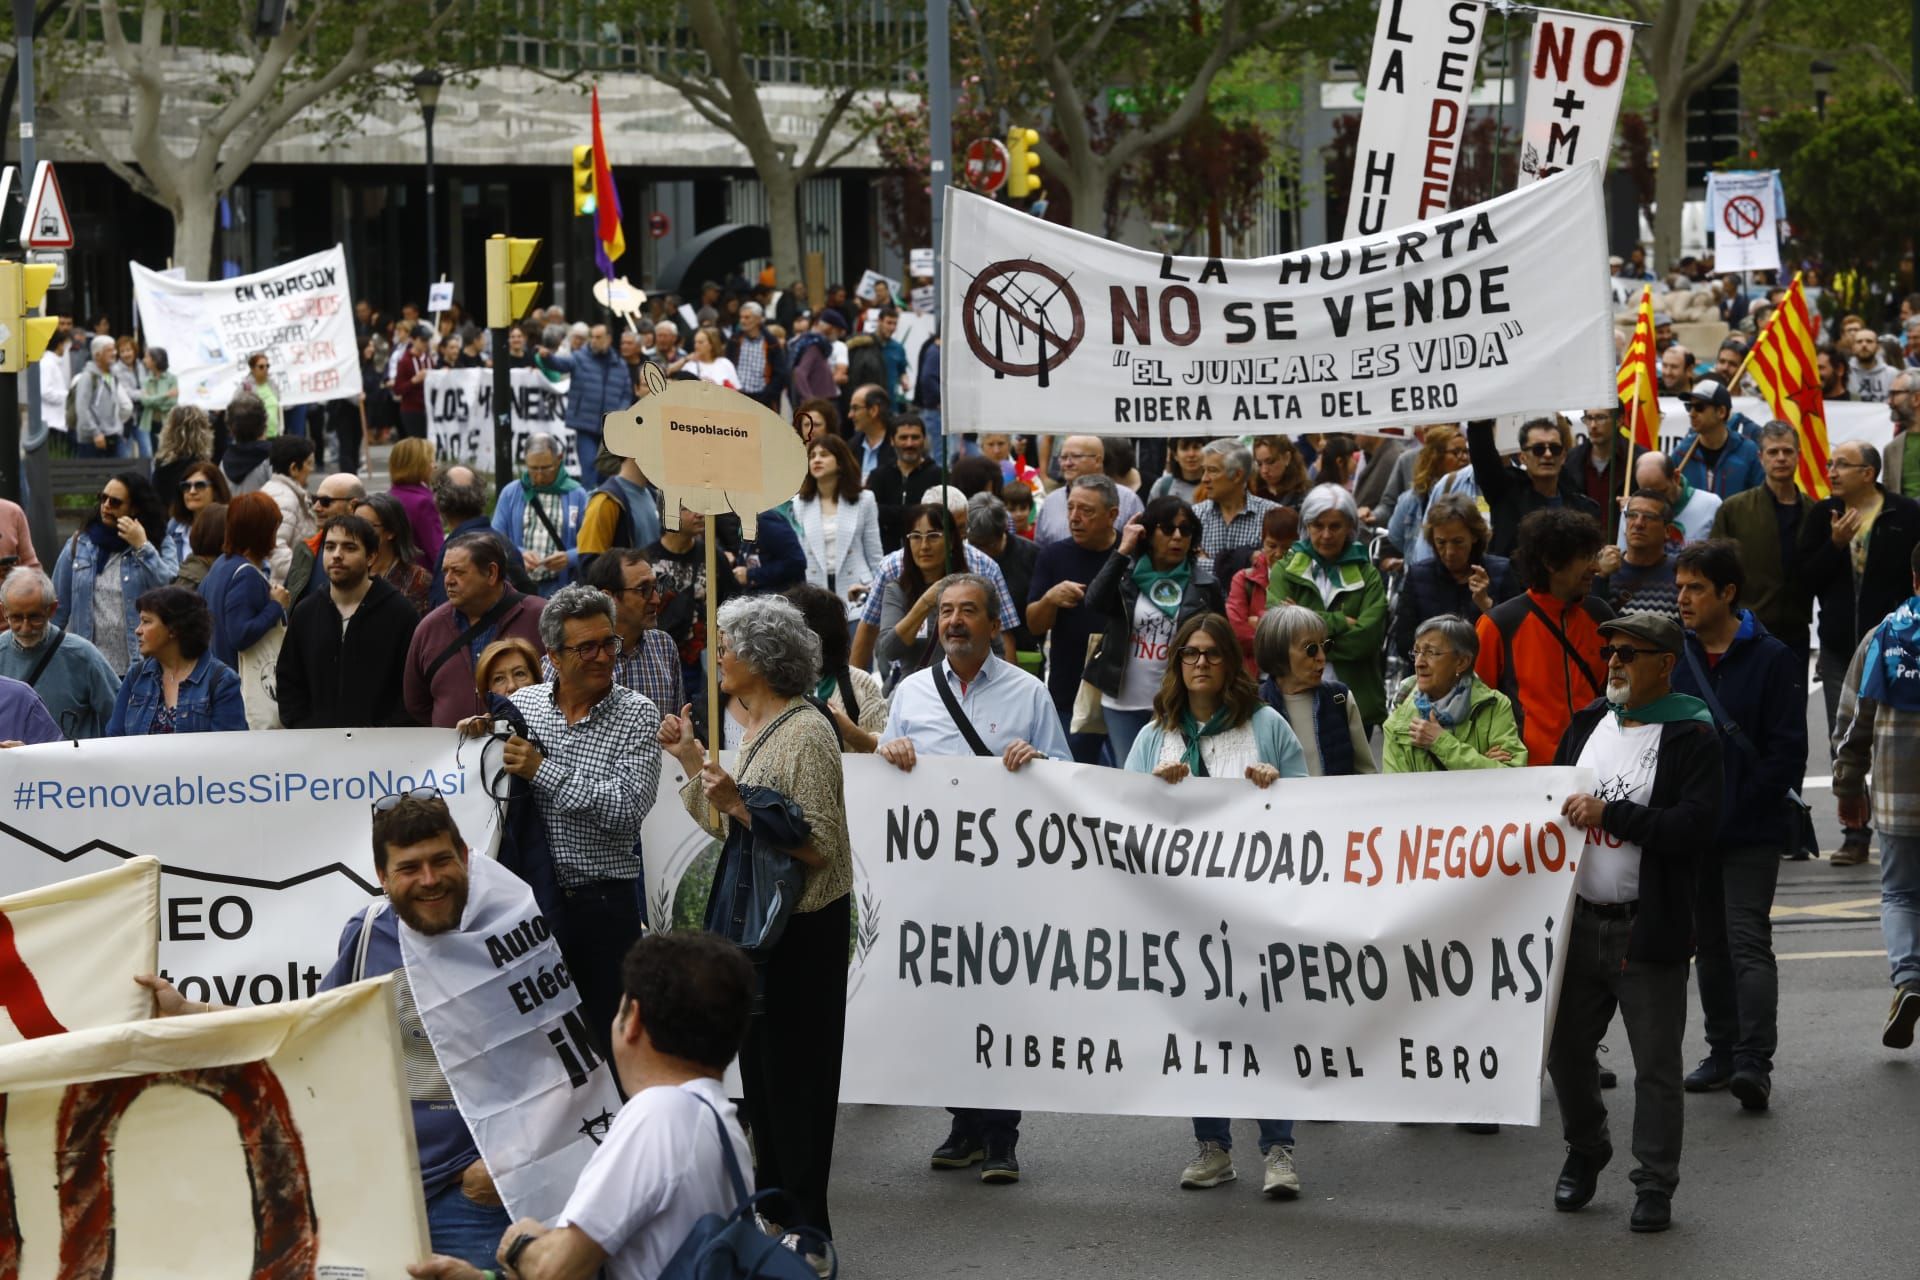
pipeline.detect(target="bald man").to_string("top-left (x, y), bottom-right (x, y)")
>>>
top-left (1622, 452), bottom-right (1722, 550)
top-left (1033, 436), bottom-right (1143, 545)
top-left (289, 473), bottom-right (369, 602)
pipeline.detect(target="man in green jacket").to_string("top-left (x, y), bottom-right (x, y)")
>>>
top-left (1708, 420), bottom-right (1813, 662)
top-left (1382, 613), bottom-right (1527, 772)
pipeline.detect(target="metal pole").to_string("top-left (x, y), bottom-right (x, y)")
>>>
top-left (14, 0), bottom-right (52, 555)
top-left (928, 0), bottom-right (952, 505)
top-left (491, 328), bottom-right (511, 489)
top-left (423, 105), bottom-right (439, 291)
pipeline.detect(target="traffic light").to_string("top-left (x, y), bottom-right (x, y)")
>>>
top-left (0, 260), bottom-right (57, 373)
top-left (572, 145), bottom-right (596, 217)
top-left (485, 235), bottom-right (544, 330)
top-left (1007, 127), bottom-right (1042, 199)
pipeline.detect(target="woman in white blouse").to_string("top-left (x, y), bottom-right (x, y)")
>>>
top-left (683, 325), bottom-right (740, 388)
top-left (791, 433), bottom-right (883, 618)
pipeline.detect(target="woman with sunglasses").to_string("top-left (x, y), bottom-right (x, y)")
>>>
top-left (1121, 612), bottom-right (1307, 1198)
top-left (150, 403), bottom-right (210, 514)
top-left (106, 586), bottom-right (245, 735)
top-left (1253, 604), bottom-right (1377, 776)
top-left (1267, 483), bottom-right (1389, 731)
top-left (52, 471), bottom-right (177, 677)
top-left (163, 460), bottom-right (231, 569)
top-left (1083, 495), bottom-right (1223, 763)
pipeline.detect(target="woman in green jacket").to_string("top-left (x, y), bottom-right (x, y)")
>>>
top-left (1383, 613), bottom-right (1527, 772)
top-left (138, 347), bottom-right (179, 445)
top-left (1268, 482), bottom-right (1388, 728)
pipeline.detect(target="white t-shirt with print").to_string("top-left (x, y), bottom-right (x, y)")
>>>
top-left (1572, 718), bottom-right (1661, 904)
top-left (1105, 591), bottom-right (1178, 711)
top-left (554, 1076), bottom-right (752, 1280)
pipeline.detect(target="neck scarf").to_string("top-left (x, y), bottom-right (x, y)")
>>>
top-left (1179, 705), bottom-right (1235, 776)
top-left (1131, 555), bottom-right (1191, 618)
top-left (1412, 675), bottom-right (1474, 728)
top-left (1608, 690), bottom-right (1713, 726)
top-left (522, 467), bottom-right (580, 496)
top-left (1861, 595), bottom-right (1920, 711)
top-left (82, 520), bottom-right (130, 576)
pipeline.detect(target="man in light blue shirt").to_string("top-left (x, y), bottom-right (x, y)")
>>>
top-left (877, 571), bottom-right (1069, 1187)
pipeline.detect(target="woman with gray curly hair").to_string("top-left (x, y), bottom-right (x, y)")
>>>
top-left (657, 592), bottom-right (850, 1265)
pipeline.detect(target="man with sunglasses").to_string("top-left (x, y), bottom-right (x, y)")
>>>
top-left (1467, 416), bottom-right (1602, 559)
top-left (1672, 379), bottom-right (1764, 498)
top-left (285, 473), bottom-right (367, 603)
top-left (1551, 613), bottom-right (1723, 1235)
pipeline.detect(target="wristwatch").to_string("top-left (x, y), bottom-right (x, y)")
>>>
top-left (502, 1233), bottom-right (535, 1276)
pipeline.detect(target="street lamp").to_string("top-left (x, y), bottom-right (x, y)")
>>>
top-left (1810, 60), bottom-right (1834, 119)
top-left (412, 68), bottom-right (445, 290)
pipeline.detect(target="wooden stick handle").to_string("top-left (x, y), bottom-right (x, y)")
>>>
top-left (704, 511), bottom-right (720, 764)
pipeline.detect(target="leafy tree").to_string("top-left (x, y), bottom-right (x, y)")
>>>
top-left (1759, 89), bottom-right (1920, 285)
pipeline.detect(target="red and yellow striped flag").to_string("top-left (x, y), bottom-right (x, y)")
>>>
top-left (1616, 284), bottom-right (1660, 451)
top-left (1745, 274), bottom-right (1830, 498)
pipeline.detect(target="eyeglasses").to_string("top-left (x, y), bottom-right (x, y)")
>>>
top-left (179, 479), bottom-right (212, 493)
top-left (312, 494), bottom-right (348, 508)
top-left (3, 612), bottom-right (47, 626)
top-left (371, 785), bottom-right (446, 815)
top-left (1177, 646), bottom-right (1226, 666)
top-left (97, 492), bottom-right (125, 508)
top-left (1410, 645), bottom-right (1454, 660)
top-left (1523, 443), bottom-right (1566, 458)
top-left (620, 581), bottom-right (660, 598)
top-left (1598, 644), bottom-right (1660, 664)
top-left (1623, 510), bottom-right (1665, 524)
top-left (1829, 460), bottom-right (1873, 472)
top-left (553, 635), bottom-right (624, 661)
top-left (905, 531), bottom-right (946, 544)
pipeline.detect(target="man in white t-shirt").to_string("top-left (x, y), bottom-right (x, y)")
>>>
top-left (410, 932), bottom-right (757, 1280)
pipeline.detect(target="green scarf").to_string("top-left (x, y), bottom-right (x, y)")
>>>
top-left (813, 674), bottom-right (838, 702)
top-left (1132, 555), bottom-right (1192, 618)
top-left (1608, 691), bottom-right (1713, 726)
top-left (1179, 706), bottom-right (1234, 776)
top-left (522, 466), bottom-right (581, 496)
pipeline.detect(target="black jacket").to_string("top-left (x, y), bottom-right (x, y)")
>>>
top-left (1081, 550), bottom-right (1222, 697)
top-left (1669, 612), bottom-right (1808, 849)
top-left (1796, 485), bottom-right (1920, 656)
top-left (1392, 552), bottom-right (1519, 661)
top-left (1555, 704), bottom-right (1724, 963)
top-left (869, 458), bottom-right (942, 551)
top-left (1468, 419), bottom-right (1603, 558)
top-left (275, 575), bottom-right (421, 728)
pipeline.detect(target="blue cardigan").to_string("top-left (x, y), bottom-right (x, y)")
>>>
top-left (201, 554), bottom-right (284, 670)
top-left (1122, 703), bottom-right (1307, 779)
top-left (492, 480), bottom-right (592, 592)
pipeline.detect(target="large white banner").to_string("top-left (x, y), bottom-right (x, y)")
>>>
top-left (1344, 0), bottom-right (1487, 238)
top-left (399, 855), bottom-right (625, 1224)
top-left (1706, 171), bottom-right (1786, 273)
top-left (0, 730), bottom-right (497, 1008)
top-left (0, 979), bottom-right (428, 1278)
top-left (1517, 12), bottom-right (1634, 186)
top-left (0, 858), bottom-right (158, 1044)
top-left (427, 366), bottom-right (581, 477)
top-left (942, 165), bottom-right (1616, 439)
top-left (131, 246), bottom-right (359, 409)
top-left (644, 757), bottom-right (1587, 1125)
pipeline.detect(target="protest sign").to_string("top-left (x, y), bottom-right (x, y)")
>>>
top-left (942, 164), bottom-right (1616, 439)
top-left (1344, 0), bottom-right (1487, 238)
top-left (399, 855), bottom-right (625, 1224)
top-left (0, 979), bottom-right (428, 1278)
top-left (856, 268), bottom-right (901, 304)
top-left (1706, 171), bottom-right (1785, 273)
top-left (0, 730), bottom-right (496, 1010)
top-left (1517, 12), bottom-right (1634, 186)
top-left (0, 858), bottom-right (158, 1045)
top-left (910, 248), bottom-right (935, 278)
top-left (645, 757), bottom-right (1586, 1124)
top-left (428, 279), bottom-right (455, 313)
top-left (427, 366), bottom-right (578, 476)
top-left (131, 245), bottom-right (358, 409)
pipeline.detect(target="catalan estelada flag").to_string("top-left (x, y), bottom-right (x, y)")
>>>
top-left (1745, 274), bottom-right (1830, 498)
top-left (591, 86), bottom-right (626, 278)
top-left (1616, 284), bottom-right (1660, 452)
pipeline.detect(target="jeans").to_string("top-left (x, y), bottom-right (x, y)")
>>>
top-left (1547, 904), bottom-right (1689, 1196)
top-left (1881, 832), bottom-right (1920, 989)
top-left (558, 878), bottom-right (646, 1057)
top-left (947, 1106), bottom-right (1021, 1145)
top-left (573, 429), bottom-right (601, 481)
top-left (1192, 1116), bottom-right (1294, 1153)
top-left (424, 1180), bottom-right (510, 1270)
top-left (1693, 843), bottom-right (1780, 1073)
top-left (1817, 648), bottom-right (1869, 837)
top-left (1103, 705), bottom-right (1153, 769)
top-left (128, 425), bottom-right (152, 459)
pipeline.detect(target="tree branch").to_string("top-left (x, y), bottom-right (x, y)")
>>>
top-left (214, 22), bottom-right (376, 191)
top-left (1103, 0), bottom-right (1246, 170)
top-left (94, 0), bottom-right (159, 91)
top-left (797, 84), bottom-right (864, 175)
top-left (68, 108), bottom-right (163, 205)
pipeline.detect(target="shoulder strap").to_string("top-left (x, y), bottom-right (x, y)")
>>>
top-left (23, 627), bottom-right (65, 689)
top-left (1679, 643), bottom-right (1761, 766)
top-left (736, 702), bottom-right (814, 777)
top-left (933, 662), bottom-right (995, 757)
top-left (834, 668), bottom-right (861, 723)
top-left (351, 901), bottom-right (386, 984)
top-left (690, 1092), bottom-right (753, 1209)
top-left (1522, 595), bottom-right (1602, 697)
top-left (527, 491), bottom-right (566, 546)
top-left (422, 592), bottom-right (520, 685)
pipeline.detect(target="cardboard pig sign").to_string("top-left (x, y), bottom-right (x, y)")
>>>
top-left (603, 364), bottom-right (807, 537)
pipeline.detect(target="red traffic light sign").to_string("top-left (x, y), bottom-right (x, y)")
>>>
top-left (649, 211), bottom-right (670, 239)
top-left (965, 138), bottom-right (1009, 194)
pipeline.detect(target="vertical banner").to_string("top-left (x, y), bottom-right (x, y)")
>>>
top-left (0, 858), bottom-right (159, 1044)
top-left (1517, 12), bottom-right (1635, 185)
top-left (1705, 171), bottom-right (1785, 273)
top-left (1344, 0), bottom-right (1488, 238)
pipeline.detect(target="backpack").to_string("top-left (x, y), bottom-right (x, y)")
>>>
top-left (789, 337), bottom-right (838, 402)
top-left (659, 1093), bottom-right (833, 1280)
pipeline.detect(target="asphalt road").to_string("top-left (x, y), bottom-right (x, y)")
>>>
top-left (821, 673), bottom-right (1920, 1278)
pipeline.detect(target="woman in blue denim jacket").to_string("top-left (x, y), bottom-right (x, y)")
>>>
top-left (53, 471), bottom-right (178, 677)
top-left (107, 586), bottom-right (246, 735)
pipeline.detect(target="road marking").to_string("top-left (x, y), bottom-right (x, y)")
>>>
top-left (1777, 949), bottom-right (1882, 961)
top-left (1772, 896), bottom-right (1881, 922)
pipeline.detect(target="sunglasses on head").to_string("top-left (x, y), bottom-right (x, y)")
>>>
top-left (371, 785), bottom-right (445, 815)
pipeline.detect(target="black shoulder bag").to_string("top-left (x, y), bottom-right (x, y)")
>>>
top-left (1680, 645), bottom-right (1820, 859)
top-left (22, 627), bottom-right (65, 689)
top-left (932, 662), bottom-right (994, 757)
top-left (422, 593), bottom-right (521, 686)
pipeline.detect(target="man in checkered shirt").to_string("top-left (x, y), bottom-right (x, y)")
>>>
top-left (726, 301), bottom-right (787, 412)
top-left (1193, 438), bottom-right (1279, 562)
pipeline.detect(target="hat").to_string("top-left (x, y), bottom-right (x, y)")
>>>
top-left (1598, 613), bottom-right (1684, 656)
top-left (1653, 311), bottom-right (1673, 327)
top-left (817, 308), bottom-right (849, 332)
top-left (1608, 255), bottom-right (1624, 269)
top-left (1682, 378), bottom-right (1732, 410)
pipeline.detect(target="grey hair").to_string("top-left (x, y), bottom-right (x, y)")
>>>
top-left (524, 432), bottom-right (561, 459)
top-left (740, 301), bottom-right (764, 318)
top-left (1253, 604), bottom-right (1330, 679)
top-left (90, 335), bottom-right (116, 358)
top-left (541, 324), bottom-right (567, 349)
top-left (1, 566), bottom-right (55, 609)
top-left (966, 492), bottom-right (1008, 544)
top-left (1756, 420), bottom-right (1798, 449)
top-left (1414, 613), bottom-right (1480, 665)
top-left (935, 572), bottom-right (1000, 619)
top-left (1299, 482), bottom-right (1360, 530)
top-left (715, 595), bottom-right (821, 698)
top-left (1202, 438), bottom-right (1253, 480)
top-left (1846, 439), bottom-right (1883, 479)
top-left (539, 584), bottom-right (618, 653)
top-left (1068, 473), bottom-right (1119, 509)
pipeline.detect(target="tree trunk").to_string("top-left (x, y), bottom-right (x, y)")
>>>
top-left (171, 190), bottom-right (220, 281)
top-left (1652, 97), bottom-right (1688, 274)
top-left (1065, 163), bottom-right (1108, 235)
top-left (762, 166), bottom-right (803, 288)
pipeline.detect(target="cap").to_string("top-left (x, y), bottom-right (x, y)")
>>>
top-left (1608, 255), bottom-right (1624, 268)
top-left (1598, 613), bottom-right (1684, 656)
top-left (1682, 378), bottom-right (1732, 410)
top-left (817, 308), bottom-right (849, 331)
top-left (1653, 311), bottom-right (1673, 326)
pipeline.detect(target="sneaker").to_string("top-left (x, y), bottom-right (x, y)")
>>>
top-left (980, 1135), bottom-right (1020, 1184)
top-left (1883, 982), bottom-right (1920, 1049)
top-left (1683, 1056), bottom-right (1733, 1092)
top-left (1261, 1145), bottom-right (1302, 1199)
top-left (930, 1123), bottom-right (983, 1169)
top-left (1179, 1140), bottom-right (1235, 1189)
top-left (1831, 830), bottom-right (1872, 867)
top-left (780, 1233), bottom-right (834, 1277)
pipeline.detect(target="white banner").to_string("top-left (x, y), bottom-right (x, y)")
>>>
top-left (399, 856), bottom-right (625, 1224)
top-left (1706, 171), bottom-right (1785, 273)
top-left (1517, 12), bottom-right (1634, 186)
top-left (0, 858), bottom-right (158, 1044)
top-left (131, 245), bottom-right (359, 409)
top-left (942, 165), bottom-right (1616, 439)
top-left (427, 367), bottom-right (579, 477)
top-left (1344, 0), bottom-right (1487, 238)
top-left (0, 979), bottom-right (428, 1278)
top-left (644, 757), bottom-right (1587, 1124)
top-left (0, 730), bottom-right (497, 1009)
